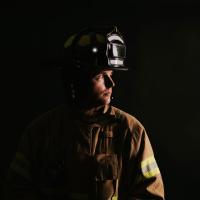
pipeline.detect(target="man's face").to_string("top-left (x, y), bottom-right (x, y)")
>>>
top-left (89, 70), bottom-right (115, 106)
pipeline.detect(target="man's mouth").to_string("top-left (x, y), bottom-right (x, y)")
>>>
top-left (103, 90), bottom-right (112, 96)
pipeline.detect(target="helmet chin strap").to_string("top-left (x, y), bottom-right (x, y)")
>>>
top-left (70, 83), bottom-right (76, 99)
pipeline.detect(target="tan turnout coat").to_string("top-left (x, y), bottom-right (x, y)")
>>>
top-left (4, 104), bottom-right (165, 200)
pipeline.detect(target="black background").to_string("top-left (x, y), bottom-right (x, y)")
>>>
top-left (1, 1), bottom-right (200, 200)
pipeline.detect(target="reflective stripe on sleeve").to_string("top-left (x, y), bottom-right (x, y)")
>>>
top-left (141, 156), bottom-right (160, 178)
top-left (112, 195), bottom-right (118, 200)
top-left (9, 152), bottom-right (31, 180)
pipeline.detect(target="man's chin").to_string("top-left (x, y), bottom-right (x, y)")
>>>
top-left (92, 96), bottom-right (111, 106)
top-left (99, 97), bottom-right (111, 105)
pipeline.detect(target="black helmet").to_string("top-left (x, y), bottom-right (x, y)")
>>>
top-left (63, 26), bottom-right (128, 72)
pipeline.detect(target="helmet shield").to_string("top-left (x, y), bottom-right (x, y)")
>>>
top-left (107, 38), bottom-right (126, 69)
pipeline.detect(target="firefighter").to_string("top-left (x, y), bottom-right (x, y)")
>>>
top-left (3, 26), bottom-right (165, 200)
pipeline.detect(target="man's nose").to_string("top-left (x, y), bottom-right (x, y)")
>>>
top-left (104, 75), bottom-right (115, 88)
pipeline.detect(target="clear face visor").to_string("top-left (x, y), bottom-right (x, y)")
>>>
top-left (107, 42), bottom-right (126, 66)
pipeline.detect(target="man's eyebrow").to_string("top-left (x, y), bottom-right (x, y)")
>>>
top-left (102, 71), bottom-right (113, 75)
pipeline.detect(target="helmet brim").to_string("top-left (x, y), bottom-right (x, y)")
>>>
top-left (99, 64), bottom-right (129, 71)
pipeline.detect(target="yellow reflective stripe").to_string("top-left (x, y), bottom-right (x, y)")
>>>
top-left (112, 195), bottom-right (118, 200)
top-left (142, 161), bottom-right (158, 174)
top-left (141, 155), bottom-right (155, 168)
top-left (143, 167), bottom-right (160, 178)
top-left (141, 156), bottom-right (160, 178)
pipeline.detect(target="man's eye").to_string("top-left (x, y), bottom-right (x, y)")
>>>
top-left (94, 74), bottom-right (103, 80)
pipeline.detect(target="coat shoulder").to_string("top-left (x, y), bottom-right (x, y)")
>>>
top-left (111, 106), bottom-right (145, 133)
top-left (27, 104), bottom-right (67, 128)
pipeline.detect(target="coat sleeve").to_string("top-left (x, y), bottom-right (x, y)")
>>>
top-left (120, 124), bottom-right (165, 200)
top-left (2, 127), bottom-right (44, 200)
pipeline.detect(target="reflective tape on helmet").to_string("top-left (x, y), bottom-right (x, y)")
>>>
top-left (107, 34), bottom-right (124, 44)
top-left (141, 156), bottom-right (160, 178)
top-left (109, 59), bottom-right (124, 66)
